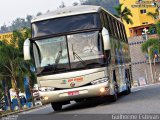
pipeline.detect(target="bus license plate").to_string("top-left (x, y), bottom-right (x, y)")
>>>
top-left (68, 91), bottom-right (79, 96)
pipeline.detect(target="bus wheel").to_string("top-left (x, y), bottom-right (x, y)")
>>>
top-left (110, 84), bottom-right (118, 102)
top-left (51, 102), bottom-right (62, 111)
top-left (124, 82), bottom-right (131, 95)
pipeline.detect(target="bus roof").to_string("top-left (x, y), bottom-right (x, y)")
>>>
top-left (31, 5), bottom-right (122, 24)
top-left (31, 5), bottom-right (101, 23)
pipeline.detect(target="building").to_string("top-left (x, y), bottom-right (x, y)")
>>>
top-left (119, 0), bottom-right (160, 85)
top-left (0, 32), bottom-right (13, 43)
top-left (119, 0), bottom-right (158, 37)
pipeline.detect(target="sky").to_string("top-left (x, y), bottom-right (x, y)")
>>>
top-left (0, 0), bottom-right (80, 26)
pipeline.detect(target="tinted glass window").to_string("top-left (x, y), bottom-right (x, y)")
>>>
top-left (67, 31), bottom-right (104, 69)
top-left (32, 13), bottom-right (100, 38)
top-left (106, 15), bottom-right (113, 35)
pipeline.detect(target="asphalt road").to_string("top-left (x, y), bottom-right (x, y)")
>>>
top-left (19, 83), bottom-right (160, 115)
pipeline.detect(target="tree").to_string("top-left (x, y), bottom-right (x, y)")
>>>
top-left (80, 0), bottom-right (100, 5)
top-left (141, 38), bottom-right (160, 58)
top-left (73, 2), bottom-right (79, 6)
top-left (0, 54), bottom-right (12, 111)
top-left (142, 22), bottom-right (160, 59)
top-left (114, 4), bottom-right (133, 25)
top-left (36, 12), bottom-right (42, 16)
top-left (0, 24), bottom-right (9, 33)
top-left (0, 40), bottom-right (23, 109)
top-left (10, 18), bottom-right (26, 31)
top-left (0, 13), bottom-right (35, 33)
top-left (58, 2), bottom-right (66, 8)
top-left (0, 81), bottom-right (2, 99)
top-left (80, 0), bottom-right (119, 15)
top-left (12, 28), bottom-right (36, 106)
top-left (147, 8), bottom-right (159, 22)
top-left (0, 28), bottom-right (36, 109)
top-left (26, 15), bottom-right (33, 28)
top-left (141, 22), bottom-right (160, 83)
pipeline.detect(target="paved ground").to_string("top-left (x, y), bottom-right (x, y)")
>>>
top-left (2, 84), bottom-right (160, 120)
top-left (19, 83), bottom-right (160, 115)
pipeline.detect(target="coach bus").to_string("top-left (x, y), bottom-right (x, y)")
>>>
top-left (23, 5), bottom-right (132, 111)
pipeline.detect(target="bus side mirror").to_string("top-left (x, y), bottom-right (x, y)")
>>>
top-left (23, 38), bottom-right (31, 60)
top-left (102, 27), bottom-right (111, 50)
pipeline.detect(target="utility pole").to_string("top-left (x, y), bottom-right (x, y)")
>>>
top-left (142, 28), bottom-right (154, 83)
top-left (154, 53), bottom-right (158, 82)
top-left (148, 47), bottom-right (154, 83)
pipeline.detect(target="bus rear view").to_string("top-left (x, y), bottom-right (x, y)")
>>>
top-left (23, 5), bottom-right (132, 111)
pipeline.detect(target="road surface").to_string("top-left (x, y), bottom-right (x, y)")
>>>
top-left (2, 84), bottom-right (160, 120)
top-left (20, 83), bottom-right (160, 115)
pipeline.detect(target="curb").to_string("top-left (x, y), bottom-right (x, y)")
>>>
top-left (0, 105), bottom-right (43, 118)
top-left (132, 82), bottom-right (160, 89)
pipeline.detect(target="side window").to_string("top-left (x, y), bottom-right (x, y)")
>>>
top-left (100, 12), bottom-right (105, 27)
top-left (120, 24), bottom-right (126, 42)
top-left (119, 23), bottom-right (123, 40)
top-left (112, 19), bottom-right (118, 38)
top-left (116, 22), bottom-right (121, 40)
top-left (105, 14), bottom-right (112, 34)
top-left (102, 12), bottom-right (109, 30)
top-left (107, 15), bottom-right (114, 36)
top-left (122, 25), bottom-right (128, 42)
top-left (118, 23), bottom-right (123, 40)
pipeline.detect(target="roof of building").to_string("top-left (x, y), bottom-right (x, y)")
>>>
top-left (31, 5), bottom-right (101, 23)
top-left (129, 23), bottom-right (154, 30)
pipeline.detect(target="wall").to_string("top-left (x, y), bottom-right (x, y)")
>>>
top-left (128, 35), bottom-right (160, 85)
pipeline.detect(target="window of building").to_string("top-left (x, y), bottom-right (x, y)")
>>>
top-left (140, 9), bottom-right (146, 14)
top-left (142, 22), bottom-right (148, 25)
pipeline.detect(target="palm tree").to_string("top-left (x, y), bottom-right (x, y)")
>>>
top-left (114, 3), bottom-right (133, 25)
top-left (0, 41), bottom-right (14, 111)
top-left (13, 28), bottom-right (36, 106)
top-left (147, 8), bottom-right (159, 22)
top-left (0, 41), bottom-right (25, 110)
top-left (12, 28), bottom-right (36, 106)
top-left (141, 21), bottom-right (160, 60)
top-left (0, 28), bottom-right (35, 109)
top-left (141, 21), bottom-right (160, 83)
top-left (141, 38), bottom-right (160, 83)
top-left (141, 38), bottom-right (160, 58)
top-left (0, 75), bottom-right (12, 111)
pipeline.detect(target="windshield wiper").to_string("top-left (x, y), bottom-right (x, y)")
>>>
top-left (72, 44), bottom-right (86, 66)
top-left (53, 43), bottom-right (63, 71)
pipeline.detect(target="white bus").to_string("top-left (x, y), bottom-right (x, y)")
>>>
top-left (23, 5), bottom-right (132, 111)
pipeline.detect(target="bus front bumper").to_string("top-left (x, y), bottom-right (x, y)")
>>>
top-left (39, 82), bottom-right (110, 104)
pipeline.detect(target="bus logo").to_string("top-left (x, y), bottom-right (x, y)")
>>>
top-left (61, 80), bottom-right (67, 84)
top-left (70, 82), bottom-right (75, 88)
top-left (68, 77), bottom-right (83, 82)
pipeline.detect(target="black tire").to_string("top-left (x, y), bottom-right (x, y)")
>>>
top-left (75, 99), bottom-right (83, 103)
top-left (124, 82), bottom-right (131, 95)
top-left (110, 70), bottom-right (118, 102)
top-left (51, 102), bottom-right (62, 111)
top-left (124, 70), bottom-right (131, 95)
top-left (110, 85), bottom-right (118, 102)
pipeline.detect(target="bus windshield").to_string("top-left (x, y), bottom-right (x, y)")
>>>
top-left (33, 31), bottom-right (105, 74)
top-left (32, 13), bottom-right (100, 38)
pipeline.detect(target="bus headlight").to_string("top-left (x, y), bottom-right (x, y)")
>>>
top-left (91, 77), bottom-right (109, 85)
top-left (39, 87), bottom-right (55, 92)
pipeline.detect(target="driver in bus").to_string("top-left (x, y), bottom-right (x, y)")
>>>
top-left (41, 52), bottom-right (54, 67)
